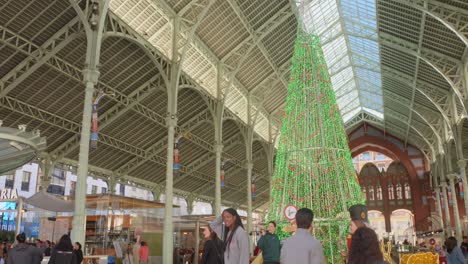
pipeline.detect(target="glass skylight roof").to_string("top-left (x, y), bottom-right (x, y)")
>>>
top-left (299, 0), bottom-right (384, 122)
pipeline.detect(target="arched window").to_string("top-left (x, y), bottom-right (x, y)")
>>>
top-left (388, 184), bottom-right (395, 200)
top-left (404, 182), bottom-right (411, 199)
top-left (368, 186), bottom-right (375, 201)
top-left (376, 185), bottom-right (382, 200)
top-left (396, 183), bottom-right (403, 200)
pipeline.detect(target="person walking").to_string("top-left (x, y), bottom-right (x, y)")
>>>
top-left (7, 233), bottom-right (42, 264)
top-left (257, 221), bottom-right (280, 264)
top-left (210, 208), bottom-right (250, 264)
top-left (280, 208), bottom-right (325, 264)
top-left (48, 234), bottom-right (77, 264)
top-left (73, 242), bottom-right (83, 264)
top-left (201, 225), bottom-right (223, 264)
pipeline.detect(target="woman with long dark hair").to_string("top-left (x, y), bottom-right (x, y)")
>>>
top-left (348, 227), bottom-right (388, 264)
top-left (210, 208), bottom-right (249, 264)
top-left (73, 242), bottom-right (83, 264)
top-left (445, 237), bottom-right (464, 264)
top-left (48, 234), bottom-right (77, 264)
top-left (201, 225), bottom-right (223, 264)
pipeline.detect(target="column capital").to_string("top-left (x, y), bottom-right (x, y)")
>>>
top-left (165, 115), bottom-right (178, 127)
top-left (440, 182), bottom-right (448, 188)
top-left (215, 144), bottom-right (224, 153)
top-left (458, 160), bottom-right (467, 168)
top-left (152, 184), bottom-right (162, 202)
top-left (447, 174), bottom-right (458, 181)
top-left (82, 68), bottom-right (100, 84)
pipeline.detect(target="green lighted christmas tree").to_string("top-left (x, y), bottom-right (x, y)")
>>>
top-left (267, 28), bottom-right (365, 263)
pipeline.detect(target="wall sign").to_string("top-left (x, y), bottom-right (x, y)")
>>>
top-left (0, 189), bottom-right (18, 200)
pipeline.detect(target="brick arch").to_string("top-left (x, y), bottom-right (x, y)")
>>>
top-left (350, 137), bottom-right (418, 182)
top-left (348, 124), bottom-right (430, 232)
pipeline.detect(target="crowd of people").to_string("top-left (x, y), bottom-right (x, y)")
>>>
top-left (201, 204), bottom-right (468, 264)
top-left (3, 204), bottom-right (466, 264)
top-left (3, 233), bottom-right (83, 264)
top-left (200, 204), bottom-right (390, 264)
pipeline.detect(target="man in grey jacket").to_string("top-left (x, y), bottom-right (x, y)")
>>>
top-left (8, 233), bottom-right (42, 264)
top-left (280, 208), bottom-right (325, 264)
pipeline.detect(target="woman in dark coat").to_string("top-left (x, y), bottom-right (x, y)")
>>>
top-left (48, 235), bottom-right (77, 264)
top-left (43, 240), bottom-right (52, 257)
top-left (348, 227), bottom-right (388, 264)
top-left (201, 225), bottom-right (223, 264)
top-left (73, 242), bottom-right (83, 264)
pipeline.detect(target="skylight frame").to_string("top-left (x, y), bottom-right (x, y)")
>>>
top-left (299, 0), bottom-right (384, 123)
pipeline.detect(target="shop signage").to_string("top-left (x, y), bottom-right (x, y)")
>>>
top-left (0, 189), bottom-right (18, 200)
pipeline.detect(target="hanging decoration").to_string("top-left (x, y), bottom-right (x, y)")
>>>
top-left (458, 177), bottom-right (464, 197)
top-left (266, 25), bottom-right (364, 263)
top-left (173, 133), bottom-right (191, 177)
top-left (220, 159), bottom-right (231, 187)
top-left (440, 190), bottom-right (445, 209)
top-left (90, 90), bottom-right (113, 150)
top-left (251, 175), bottom-right (256, 198)
top-left (447, 185), bottom-right (453, 205)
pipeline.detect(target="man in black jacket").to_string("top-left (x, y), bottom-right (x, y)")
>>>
top-left (7, 233), bottom-right (42, 264)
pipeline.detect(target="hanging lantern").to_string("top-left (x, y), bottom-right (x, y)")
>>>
top-left (173, 133), bottom-right (191, 177)
top-left (220, 162), bottom-right (225, 187)
top-left (459, 178), bottom-right (464, 197)
top-left (221, 159), bottom-right (232, 187)
top-left (440, 192), bottom-right (445, 209)
top-left (251, 176), bottom-right (256, 198)
top-left (90, 91), bottom-right (113, 150)
top-left (447, 186), bottom-right (453, 205)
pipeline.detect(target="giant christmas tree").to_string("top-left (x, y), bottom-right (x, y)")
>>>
top-left (267, 27), bottom-right (365, 263)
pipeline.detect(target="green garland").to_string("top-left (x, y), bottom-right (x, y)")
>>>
top-left (267, 27), bottom-right (365, 263)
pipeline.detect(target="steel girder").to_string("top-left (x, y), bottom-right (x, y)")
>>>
top-left (0, 19), bottom-right (169, 128)
top-left (404, 10), bottom-right (427, 147)
top-left (391, 0), bottom-right (468, 46)
top-left (0, 18), bottom-right (83, 98)
top-left (105, 12), bottom-right (171, 83)
top-left (381, 66), bottom-right (452, 127)
top-left (344, 111), bottom-right (384, 131)
top-left (113, 108), bottom-right (212, 175)
top-left (220, 3), bottom-right (293, 81)
top-left (173, 133), bottom-right (245, 186)
top-left (385, 107), bottom-right (436, 154)
top-left (153, 0), bottom-right (278, 147)
top-left (380, 33), bottom-right (466, 115)
top-left (250, 61), bottom-right (290, 100)
top-left (226, 0), bottom-right (290, 91)
top-left (51, 74), bottom-right (166, 159)
top-left (0, 13), bottom-right (241, 176)
top-left (384, 89), bottom-right (443, 150)
top-left (0, 96), bottom-right (150, 157)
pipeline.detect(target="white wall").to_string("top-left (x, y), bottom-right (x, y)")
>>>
top-left (64, 172), bottom-right (108, 195)
top-left (0, 163), bottom-right (39, 198)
